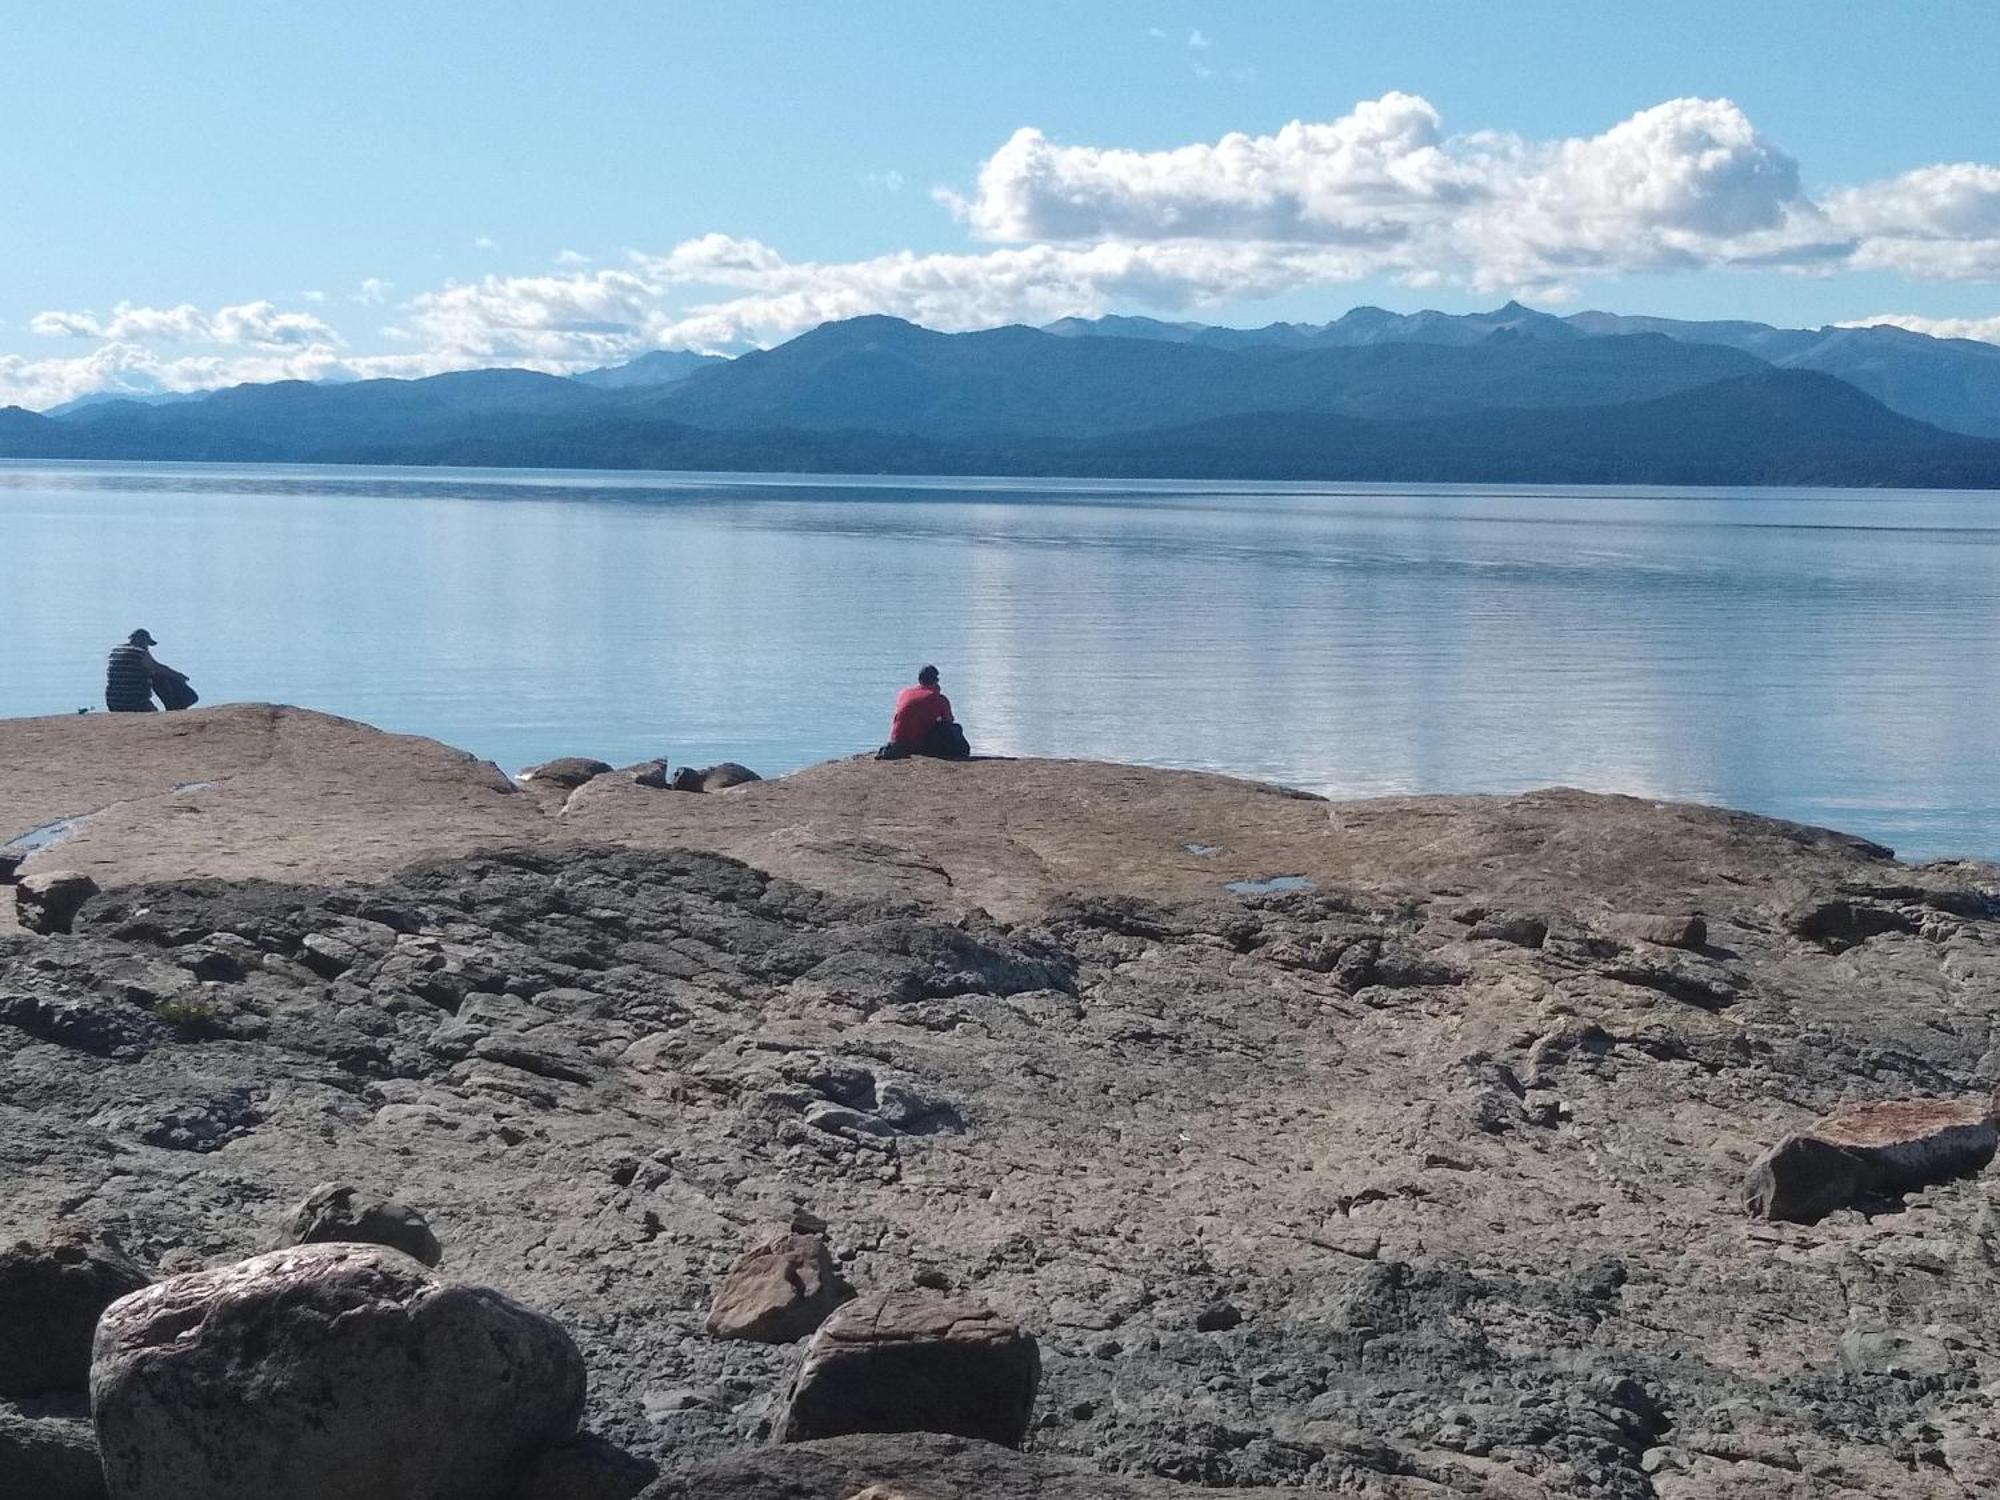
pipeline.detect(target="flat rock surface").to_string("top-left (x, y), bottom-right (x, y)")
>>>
top-left (0, 705), bottom-right (538, 889)
top-left (0, 703), bottom-right (1936, 922)
top-left (8, 707), bottom-right (2000, 1496)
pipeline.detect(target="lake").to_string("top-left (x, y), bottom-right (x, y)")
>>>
top-left (4, 460), bottom-right (1997, 861)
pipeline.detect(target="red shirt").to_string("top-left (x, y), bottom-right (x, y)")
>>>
top-left (890, 685), bottom-right (953, 745)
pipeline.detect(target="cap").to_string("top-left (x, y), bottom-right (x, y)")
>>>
top-left (129, 629), bottom-right (157, 647)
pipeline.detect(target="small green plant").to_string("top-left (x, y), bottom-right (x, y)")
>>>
top-left (156, 999), bottom-right (226, 1040)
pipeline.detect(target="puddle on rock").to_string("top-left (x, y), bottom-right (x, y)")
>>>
top-left (3, 818), bottom-right (79, 854)
top-left (1184, 843), bottom-right (1221, 857)
top-left (1224, 874), bottom-right (1316, 895)
top-left (171, 781), bottom-right (216, 794)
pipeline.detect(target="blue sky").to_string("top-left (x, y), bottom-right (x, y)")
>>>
top-left (6, 1), bottom-right (2000, 407)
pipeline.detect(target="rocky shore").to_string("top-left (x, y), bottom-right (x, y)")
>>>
top-left (6, 704), bottom-right (2000, 1497)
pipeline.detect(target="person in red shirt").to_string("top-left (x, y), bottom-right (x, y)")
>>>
top-left (882, 664), bottom-right (971, 760)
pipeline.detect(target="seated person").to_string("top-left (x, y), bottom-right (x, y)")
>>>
top-left (104, 628), bottom-right (199, 713)
top-left (879, 664), bottom-right (970, 760)
top-left (104, 628), bottom-right (162, 713)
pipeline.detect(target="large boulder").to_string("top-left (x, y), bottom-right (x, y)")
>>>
top-left (268, 1181), bottom-right (443, 1266)
top-left (91, 1242), bottom-right (584, 1500)
top-left (670, 762), bottom-right (761, 794)
top-left (15, 871), bottom-right (99, 935)
top-left (520, 758), bottom-right (614, 790)
top-left (0, 1228), bottom-right (150, 1396)
top-left (1746, 1097), bottom-right (2000, 1222)
top-left (778, 1292), bottom-right (1039, 1449)
top-left (705, 1227), bottom-right (854, 1343)
top-left (0, 1401), bottom-right (108, 1500)
top-left (622, 760), bottom-right (671, 789)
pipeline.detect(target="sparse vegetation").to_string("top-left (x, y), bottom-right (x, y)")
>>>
top-left (155, 998), bottom-right (226, 1039)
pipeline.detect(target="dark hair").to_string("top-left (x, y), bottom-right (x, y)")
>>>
top-left (917, 664), bottom-right (940, 687)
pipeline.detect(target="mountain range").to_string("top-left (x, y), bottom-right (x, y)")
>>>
top-left (4, 304), bottom-right (2000, 488)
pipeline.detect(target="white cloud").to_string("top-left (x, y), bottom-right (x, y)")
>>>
top-left (950, 93), bottom-right (1472, 244)
top-left (393, 268), bottom-right (663, 364)
top-left (1826, 163), bottom-right (2000, 280)
top-left (1188, 28), bottom-right (1211, 48)
top-left (946, 94), bottom-right (1839, 292)
top-left (14, 91), bottom-right (2000, 409)
top-left (862, 169), bottom-right (906, 195)
top-left (1839, 311), bottom-right (2000, 345)
top-left (554, 249), bottom-right (592, 266)
top-left (473, 235), bottom-right (498, 250)
top-left (631, 235), bottom-right (1401, 350)
top-left (0, 340), bottom-right (450, 412)
top-left (28, 300), bottom-right (341, 349)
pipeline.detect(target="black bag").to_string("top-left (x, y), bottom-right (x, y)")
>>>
top-left (920, 720), bottom-right (971, 760)
top-left (152, 665), bottom-right (199, 711)
top-left (876, 721), bottom-right (971, 762)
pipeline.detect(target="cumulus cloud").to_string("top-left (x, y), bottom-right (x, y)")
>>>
top-left (0, 341), bottom-right (449, 412)
top-left (632, 235), bottom-right (1383, 350)
top-left (1827, 163), bottom-right (2000, 280)
top-left (393, 268), bottom-right (663, 364)
top-left (947, 94), bottom-right (1839, 290)
top-left (13, 90), bottom-right (2000, 408)
top-left (29, 300), bottom-right (341, 348)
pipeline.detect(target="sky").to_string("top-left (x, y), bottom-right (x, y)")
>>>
top-left (5, 1), bottom-right (2000, 409)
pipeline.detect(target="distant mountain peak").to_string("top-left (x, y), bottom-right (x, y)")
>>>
top-left (572, 347), bottom-right (728, 391)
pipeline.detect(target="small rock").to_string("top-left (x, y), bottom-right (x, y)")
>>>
top-left (1839, 1328), bottom-right (1954, 1379)
top-left (269, 1182), bottom-right (444, 1267)
top-left (1521, 1090), bottom-right (1564, 1128)
top-left (1194, 1301), bottom-right (1243, 1333)
top-left (520, 758), bottom-right (614, 789)
top-left (669, 762), bottom-right (762, 794)
top-left (1790, 898), bottom-right (1919, 951)
top-left (1467, 910), bottom-right (1549, 948)
top-left (0, 993), bottom-right (165, 1057)
top-left (623, 760), bottom-right (670, 789)
top-left (0, 1402), bottom-right (107, 1500)
top-left (14, 872), bottom-right (99, 935)
top-left (1746, 1098), bottom-right (2000, 1222)
top-left (804, 1101), bottom-right (899, 1139)
top-left (0, 850), bottom-right (22, 884)
top-left (0, 1227), bottom-right (150, 1396)
top-left (511, 1431), bottom-right (658, 1500)
top-left (778, 1292), bottom-right (1041, 1449)
top-left (705, 1229), bottom-right (855, 1343)
top-left (1603, 912), bottom-right (1707, 949)
top-left (91, 1242), bottom-right (584, 1500)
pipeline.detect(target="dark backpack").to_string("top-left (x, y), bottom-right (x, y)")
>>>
top-left (152, 666), bottom-right (199, 711)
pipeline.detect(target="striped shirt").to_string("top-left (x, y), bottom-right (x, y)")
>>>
top-left (105, 643), bottom-right (157, 712)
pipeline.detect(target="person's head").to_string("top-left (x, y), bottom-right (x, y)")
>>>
top-left (917, 664), bottom-right (940, 689)
top-left (128, 628), bottom-right (157, 648)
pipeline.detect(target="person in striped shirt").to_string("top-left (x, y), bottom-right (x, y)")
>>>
top-left (105, 629), bottom-right (162, 712)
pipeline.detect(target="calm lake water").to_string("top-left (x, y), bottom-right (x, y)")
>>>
top-left (4, 460), bottom-right (1997, 861)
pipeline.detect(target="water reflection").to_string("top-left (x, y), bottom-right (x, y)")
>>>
top-left (3, 460), bottom-right (1997, 860)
